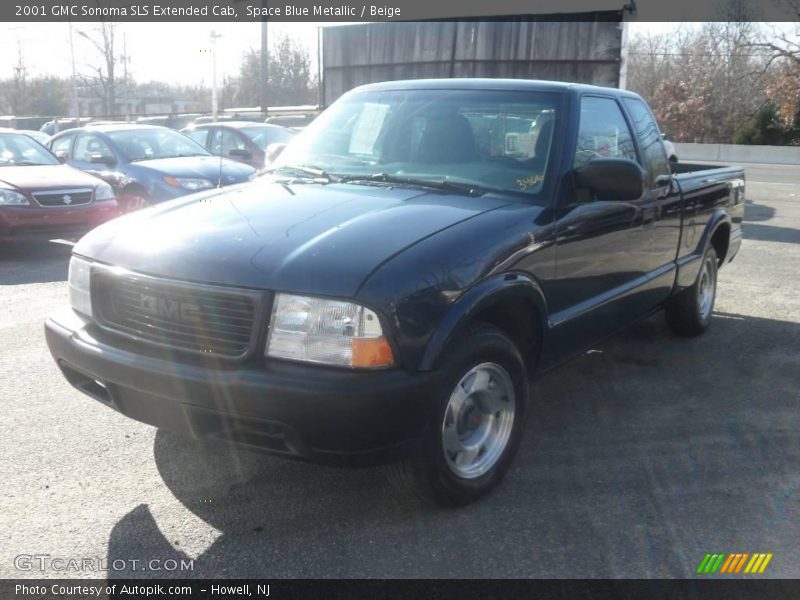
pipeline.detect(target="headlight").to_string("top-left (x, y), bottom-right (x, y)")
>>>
top-left (68, 256), bottom-right (93, 318)
top-left (163, 176), bottom-right (214, 191)
top-left (0, 188), bottom-right (29, 205)
top-left (266, 294), bottom-right (394, 368)
top-left (94, 181), bottom-right (116, 202)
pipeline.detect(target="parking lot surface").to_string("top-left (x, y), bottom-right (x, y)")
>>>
top-left (1, 163), bottom-right (798, 578)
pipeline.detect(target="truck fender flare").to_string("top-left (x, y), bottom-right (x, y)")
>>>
top-left (697, 210), bottom-right (732, 257)
top-left (676, 210), bottom-right (731, 289)
top-left (419, 272), bottom-right (549, 372)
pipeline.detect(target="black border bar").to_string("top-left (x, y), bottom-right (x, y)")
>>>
top-left (4, 579), bottom-right (800, 600)
top-left (4, 0), bottom-right (800, 22)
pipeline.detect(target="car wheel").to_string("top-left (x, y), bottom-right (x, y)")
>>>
top-left (385, 323), bottom-right (528, 507)
top-left (669, 155), bottom-right (678, 163)
top-left (120, 188), bottom-right (151, 213)
top-left (665, 246), bottom-right (718, 337)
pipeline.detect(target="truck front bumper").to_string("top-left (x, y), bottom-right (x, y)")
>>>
top-left (45, 309), bottom-right (436, 466)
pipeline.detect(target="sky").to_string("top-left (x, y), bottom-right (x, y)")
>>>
top-left (0, 21), bottom-right (795, 87)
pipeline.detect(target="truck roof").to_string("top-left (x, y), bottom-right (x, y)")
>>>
top-left (350, 78), bottom-right (643, 99)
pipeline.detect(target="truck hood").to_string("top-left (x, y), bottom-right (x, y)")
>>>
top-left (132, 156), bottom-right (254, 183)
top-left (0, 164), bottom-right (101, 191)
top-left (75, 180), bottom-right (512, 296)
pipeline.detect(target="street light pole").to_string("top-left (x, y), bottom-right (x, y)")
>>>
top-left (210, 30), bottom-right (222, 122)
top-left (68, 22), bottom-right (79, 121)
top-left (260, 4), bottom-right (269, 117)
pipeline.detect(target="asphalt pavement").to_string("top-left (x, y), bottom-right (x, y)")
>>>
top-left (1, 163), bottom-right (798, 578)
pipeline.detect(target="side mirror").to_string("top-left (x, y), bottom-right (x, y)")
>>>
top-left (228, 148), bottom-right (251, 159)
top-left (265, 142), bottom-right (287, 165)
top-left (89, 153), bottom-right (116, 167)
top-left (573, 158), bottom-right (645, 202)
top-left (54, 150), bottom-right (68, 163)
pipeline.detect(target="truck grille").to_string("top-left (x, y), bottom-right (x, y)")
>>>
top-left (32, 188), bottom-right (93, 207)
top-left (92, 270), bottom-right (263, 359)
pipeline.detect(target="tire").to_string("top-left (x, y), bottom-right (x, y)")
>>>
top-left (669, 155), bottom-right (678, 163)
top-left (665, 246), bottom-right (718, 337)
top-left (385, 323), bottom-right (528, 507)
top-left (120, 187), bottom-right (151, 213)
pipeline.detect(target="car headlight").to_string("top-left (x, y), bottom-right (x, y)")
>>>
top-left (68, 256), bottom-right (93, 318)
top-left (163, 176), bottom-right (214, 191)
top-left (266, 294), bottom-right (394, 368)
top-left (94, 181), bottom-right (116, 202)
top-left (0, 188), bottom-right (29, 206)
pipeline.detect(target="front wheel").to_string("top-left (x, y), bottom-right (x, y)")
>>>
top-left (385, 323), bottom-right (528, 507)
top-left (665, 246), bottom-right (718, 336)
top-left (119, 188), bottom-right (151, 213)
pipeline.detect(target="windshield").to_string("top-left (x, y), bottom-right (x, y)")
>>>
top-left (242, 125), bottom-right (295, 151)
top-left (107, 128), bottom-right (211, 161)
top-left (273, 89), bottom-right (558, 197)
top-left (0, 133), bottom-right (59, 166)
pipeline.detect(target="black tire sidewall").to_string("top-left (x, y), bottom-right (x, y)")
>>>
top-left (415, 324), bottom-right (528, 504)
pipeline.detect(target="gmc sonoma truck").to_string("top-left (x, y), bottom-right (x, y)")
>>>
top-left (45, 80), bottom-right (744, 506)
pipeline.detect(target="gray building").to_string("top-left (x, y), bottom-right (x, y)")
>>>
top-left (321, 12), bottom-right (630, 106)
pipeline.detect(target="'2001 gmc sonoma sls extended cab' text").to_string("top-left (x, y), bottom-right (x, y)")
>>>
top-left (46, 80), bottom-right (744, 506)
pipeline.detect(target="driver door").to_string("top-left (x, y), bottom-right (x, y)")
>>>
top-left (548, 95), bottom-right (655, 358)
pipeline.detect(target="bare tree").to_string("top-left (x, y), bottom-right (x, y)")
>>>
top-left (746, 1), bottom-right (800, 126)
top-left (232, 35), bottom-right (316, 108)
top-left (626, 4), bottom-right (775, 142)
top-left (77, 23), bottom-right (121, 117)
top-left (6, 44), bottom-right (30, 115)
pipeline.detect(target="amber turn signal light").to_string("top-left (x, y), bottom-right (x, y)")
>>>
top-left (351, 337), bottom-right (394, 368)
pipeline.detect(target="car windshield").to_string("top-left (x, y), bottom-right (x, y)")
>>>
top-left (272, 89), bottom-right (559, 198)
top-left (107, 128), bottom-right (211, 161)
top-left (0, 133), bottom-right (59, 166)
top-left (241, 126), bottom-right (295, 151)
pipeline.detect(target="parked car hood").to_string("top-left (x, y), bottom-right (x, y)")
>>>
top-left (74, 180), bottom-right (512, 297)
top-left (131, 156), bottom-right (254, 183)
top-left (0, 164), bottom-right (101, 191)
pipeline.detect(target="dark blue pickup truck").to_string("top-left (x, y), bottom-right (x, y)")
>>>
top-left (45, 79), bottom-right (744, 506)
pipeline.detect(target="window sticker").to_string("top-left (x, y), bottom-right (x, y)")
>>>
top-left (349, 102), bottom-right (390, 155)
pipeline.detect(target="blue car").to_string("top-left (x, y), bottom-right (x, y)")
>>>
top-left (48, 124), bottom-right (256, 211)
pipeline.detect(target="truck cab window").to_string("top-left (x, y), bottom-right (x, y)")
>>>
top-left (623, 97), bottom-right (671, 183)
top-left (573, 96), bottom-right (637, 168)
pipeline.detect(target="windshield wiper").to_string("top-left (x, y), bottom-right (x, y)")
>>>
top-left (265, 164), bottom-right (338, 183)
top-left (340, 173), bottom-right (488, 197)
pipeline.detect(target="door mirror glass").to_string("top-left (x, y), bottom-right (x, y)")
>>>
top-left (89, 153), bottom-right (116, 167)
top-left (573, 158), bottom-right (645, 201)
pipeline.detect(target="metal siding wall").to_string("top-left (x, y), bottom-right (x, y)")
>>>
top-left (322, 16), bottom-right (623, 105)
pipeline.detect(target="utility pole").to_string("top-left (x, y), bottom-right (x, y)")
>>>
top-left (68, 22), bottom-right (79, 121)
top-left (122, 32), bottom-right (130, 121)
top-left (210, 29), bottom-right (222, 122)
top-left (260, 6), bottom-right (269, 117)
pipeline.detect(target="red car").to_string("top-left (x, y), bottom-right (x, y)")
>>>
top-left (0, 131), bottom-right (119, 244)
top-left (181, 121), bottom-right (295, 170)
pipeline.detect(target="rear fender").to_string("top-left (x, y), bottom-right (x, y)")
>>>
top-left (675, 209), bottom-right (731, 289)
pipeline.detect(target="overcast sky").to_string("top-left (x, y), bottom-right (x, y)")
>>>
top-left (0, 21), bottom-right (795, 87)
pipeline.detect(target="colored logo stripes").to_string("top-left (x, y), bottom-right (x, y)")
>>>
top-left (696, 553), bottom-right (773, 574)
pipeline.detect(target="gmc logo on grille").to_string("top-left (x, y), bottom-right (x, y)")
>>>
top-left (139, 294), bottom-right (201, 322)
